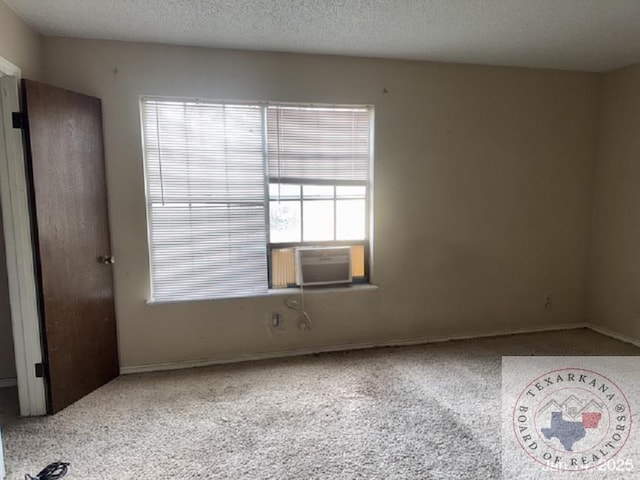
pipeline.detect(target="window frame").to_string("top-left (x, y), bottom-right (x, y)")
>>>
top-left (141, 96), bottom-right (374, 300)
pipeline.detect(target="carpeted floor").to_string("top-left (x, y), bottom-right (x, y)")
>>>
top-left (1, 328), bottom-right (638, 479)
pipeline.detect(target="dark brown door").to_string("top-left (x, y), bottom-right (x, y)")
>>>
top-left (21, 80), bottom-right (118, 414)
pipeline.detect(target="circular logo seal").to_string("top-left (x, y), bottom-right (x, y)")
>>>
top-left (513, 368), bottom-right (632, 471)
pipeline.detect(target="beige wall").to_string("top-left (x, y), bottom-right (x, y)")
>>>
top-left (588, 65), bottom-right (640, 342)
top-left (0, 1), bottom-right (42, 80)
top-left (0, 1), bottom-right (42, 380)
top-left (42, 38), bottom-right (602, 369)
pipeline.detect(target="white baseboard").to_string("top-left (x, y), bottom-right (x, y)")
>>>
top-left (0, 378), bottom-right (17, 388)
top-left (120, 322), bottom-right (589, 375)
top-left (586, 323), bottom-right (640, 348)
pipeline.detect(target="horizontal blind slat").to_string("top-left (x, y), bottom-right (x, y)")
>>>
top-left (267, 105), bottom-right (371, 182)
top-left (142, 99), bottom-right (268, 301)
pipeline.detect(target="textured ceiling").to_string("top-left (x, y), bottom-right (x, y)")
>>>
top-left (4, 0), bottom-right (640, 72)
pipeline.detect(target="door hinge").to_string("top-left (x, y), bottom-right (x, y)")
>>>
top-left (35, 362), bottom-right (46, 378)
top-left (12, 111), bottom-right (26, 129)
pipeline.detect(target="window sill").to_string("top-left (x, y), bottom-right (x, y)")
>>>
top-left (146, 283), bottom-right (378, 305)
top-left (267, 283), bottom-right (378, 296)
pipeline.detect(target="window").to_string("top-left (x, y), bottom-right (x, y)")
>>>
top-left (142, 98), bottom-right (373, 301)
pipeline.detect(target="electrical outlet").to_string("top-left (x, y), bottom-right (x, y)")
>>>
top-left (265, 312), bottom-right (285, 333)
top-left (545, 294), bottom-right (553, 311)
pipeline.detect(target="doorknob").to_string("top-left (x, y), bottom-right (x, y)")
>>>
top-left (99, 255), bottom-right (115, 265)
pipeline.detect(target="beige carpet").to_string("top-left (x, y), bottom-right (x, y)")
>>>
top-left (1, 329), bottom-right (638, 479)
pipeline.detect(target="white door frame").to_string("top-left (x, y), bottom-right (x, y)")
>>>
top-left (0, 57), bottom-right (47, 416)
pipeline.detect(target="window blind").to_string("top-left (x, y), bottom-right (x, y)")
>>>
top-left (142, 99), bottom-right (268, 301)
top-left (267, 105), bottom-right (371, 182)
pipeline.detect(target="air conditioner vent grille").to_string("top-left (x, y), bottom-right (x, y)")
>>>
top-left (296, 247), bottom-right (352, 286)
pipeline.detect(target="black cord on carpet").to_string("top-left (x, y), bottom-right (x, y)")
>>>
top-left (25, 462), bottom-right (70, 480)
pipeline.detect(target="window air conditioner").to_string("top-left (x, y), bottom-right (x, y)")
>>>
top-left (296, 247), bottom-right (352, 286)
